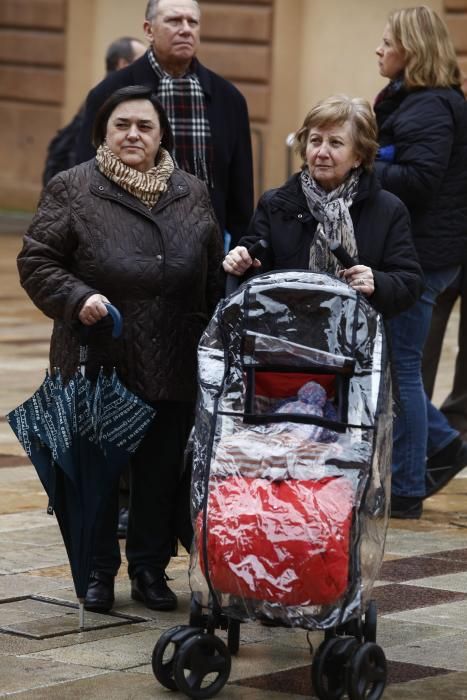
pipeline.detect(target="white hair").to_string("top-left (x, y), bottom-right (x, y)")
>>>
top-left (145, 0), bottom-right (201, 22)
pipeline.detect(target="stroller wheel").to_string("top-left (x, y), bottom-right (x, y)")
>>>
top-left (152, 625), bottom-right (200, 690)
top-left (346, 642), bottom-right (387, 700)
top-left (363, 601), bottom-right (377, 643)
top-left (312, 636), bottom-right (358, 700)
top-left (174, 632), bottom-right (231, 699)
top-left (227, 618), bottom-right (241, 655)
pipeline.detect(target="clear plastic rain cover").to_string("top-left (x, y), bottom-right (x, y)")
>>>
top-left (189, 271), bottom-right (392, 630)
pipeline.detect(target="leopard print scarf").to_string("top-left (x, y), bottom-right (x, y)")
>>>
top-left (96, 142), bottom-right (174, 209)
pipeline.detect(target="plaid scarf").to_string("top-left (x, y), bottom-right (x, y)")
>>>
top-left (96, 142), bottom-right (174, 209)
top-left (300, 169), bottom-right (360, 275)
top-left (148, 48), bottom-right (214, 187)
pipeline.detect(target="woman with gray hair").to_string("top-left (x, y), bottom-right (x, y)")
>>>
top-left (224, 94), bottom-right (422, 319)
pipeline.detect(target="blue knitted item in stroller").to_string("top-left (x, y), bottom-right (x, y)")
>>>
top-left (153, 270), bottom-right (391, 700)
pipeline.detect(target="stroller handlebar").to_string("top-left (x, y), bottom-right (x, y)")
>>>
top-left (246, 239), bottom-right (269, 259)
top-left (329, 241), bottom-right (357, 269)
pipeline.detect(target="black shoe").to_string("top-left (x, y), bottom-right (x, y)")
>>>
top-left (131, 569), bottom-right (177, 611)
top-left (117, 507), bottom-right (128, 539)
top-left (425, 437), bottom-right (467, 498)
top-left (390, 495), bottom-right (423, 519)
top-left (84, 570), bottom-right (115, 612)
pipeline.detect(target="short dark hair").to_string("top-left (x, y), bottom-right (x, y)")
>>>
top-left (105, 37), bottom-right (142, 73)
top-left (92, 85), bottom-right (174, 158)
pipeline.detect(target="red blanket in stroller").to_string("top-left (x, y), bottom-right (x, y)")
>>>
top-left (197, 475), bottom-right (354, 606)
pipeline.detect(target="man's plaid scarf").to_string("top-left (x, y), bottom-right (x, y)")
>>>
top-left (148, 48), bottom-right (214, 187)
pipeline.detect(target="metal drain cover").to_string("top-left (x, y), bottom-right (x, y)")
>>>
top-left (0, 595), bottom-right (146, 639)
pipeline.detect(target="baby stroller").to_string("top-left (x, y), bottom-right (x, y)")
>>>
top-left (152, 269), bottom-right (391, 700)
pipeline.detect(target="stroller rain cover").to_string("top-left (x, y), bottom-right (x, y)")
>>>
top-left (189, 271), bottom-right (392, 629)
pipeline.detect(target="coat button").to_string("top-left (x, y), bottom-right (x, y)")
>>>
top-left (297, 213), bottom-right (303, 219)
top-left (156, 254), bottom-right (162, 261)
top-left (151, 338), bottom-right (156, 343)
top-left (98, 185), bottom-right (105, 191)
top-left (178, 185), bottom-right (184, 190)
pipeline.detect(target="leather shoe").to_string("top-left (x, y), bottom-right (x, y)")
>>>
top-left (390, 495), bottom-right (422, 519)
top-left (425, 436), bottom-right (467, 498)
top-left (84, 570), bottom-right (115, 612)
top-left (131, 569), bottom-right (177, 611)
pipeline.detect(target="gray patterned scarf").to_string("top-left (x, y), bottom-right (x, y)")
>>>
top-left (300, 168), bottom-right (361, 274)
top-left (96, 142), bottom-right (174, 209)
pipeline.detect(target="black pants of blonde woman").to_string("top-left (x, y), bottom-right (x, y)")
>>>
top-left (91, 400), bottom-right (194, 578)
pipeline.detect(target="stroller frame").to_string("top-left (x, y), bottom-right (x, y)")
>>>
top-left (152, 271), bottom-right (391, 700)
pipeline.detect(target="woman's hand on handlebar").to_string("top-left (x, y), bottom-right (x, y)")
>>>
top-left (222, 246), bottom-right (262, 277)
top-left (340, 265), bottom-right (375, 297)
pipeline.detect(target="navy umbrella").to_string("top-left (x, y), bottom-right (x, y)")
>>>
top-left (7, 305), bottom-right (156, 627)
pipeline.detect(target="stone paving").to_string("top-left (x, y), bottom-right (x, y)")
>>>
top-left (0, 224), bottom-right (466, 699)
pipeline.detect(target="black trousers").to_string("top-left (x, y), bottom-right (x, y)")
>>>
top-left (91, 400), bottom-right (194, 578)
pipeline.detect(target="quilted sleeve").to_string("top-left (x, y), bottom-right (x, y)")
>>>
top-left (374, 91), bottom-right (457, 206)
top-left (17, 175), bottom-right (99, 322)
top-left (201, 185), bottom-right (224, 314)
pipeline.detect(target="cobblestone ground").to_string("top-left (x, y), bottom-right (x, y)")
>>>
top-left (0, 221), bottom-right (466, 699)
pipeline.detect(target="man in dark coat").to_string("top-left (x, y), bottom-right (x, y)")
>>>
top-left (43, 36), bottom-right (146, 186)
top-left (75, 0), bottom-right (254, 246)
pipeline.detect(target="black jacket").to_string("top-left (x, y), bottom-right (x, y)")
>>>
top-left (374, 86), bottom-right (467, 270)
top-left (18, 161), bottom-right (224, 403)
top-left (75, 54), bottom-right (254, 245)
top-left (238, 171), bottom-right (423, 319)
top-left (42, 108), bottom-right (84, 186)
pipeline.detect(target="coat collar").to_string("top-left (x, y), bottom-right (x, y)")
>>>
top-left (130, 54), bottom-right (212, 99)
top-left (89, 163), bottom-right (191, 218)
top-left (191, 58), bottom-right (212, 97)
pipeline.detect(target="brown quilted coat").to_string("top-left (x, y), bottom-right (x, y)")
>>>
top-left (18, 160), bottom-right (224, 403)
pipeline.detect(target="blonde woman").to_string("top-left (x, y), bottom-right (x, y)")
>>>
top-left (374, 6), bottom-right (467, 518)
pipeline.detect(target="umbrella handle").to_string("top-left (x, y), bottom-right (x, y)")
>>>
top-left (79, 303), bottom-right (123, 343)
top-left (103, 303), bottom-right (123, 339)
top-left (79, 303), bottom-right (123, 371)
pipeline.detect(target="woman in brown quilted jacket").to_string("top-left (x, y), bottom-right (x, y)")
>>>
top-left (17, 85), bottom-right (224, 614)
